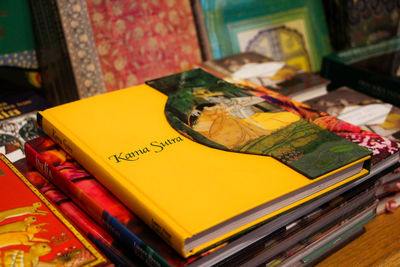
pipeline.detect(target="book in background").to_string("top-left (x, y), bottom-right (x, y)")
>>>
top-left (322, 0), bottom-right (400, 51)
top-left (321, 36), bottom-right (400, 106)
top-left (0, 154), bottom-right (110, 266)
top-left (0, 90), bottom-right (49, 163)
top-left (303, 86), bottom-right (400, 215)
top-left (37, 68), bottom-right (371, 258)
top-left (199, 51), bottom-right (330, 102)
top-left (0, 0), bottom-right (42, 91)
top-left (29, 0), bottom-right (203, 105)
top-left (303, 86), bottom-right (400, 144)
top-left (193, 0), bottom-right (332, 71)
top-left (13, 158), bottom-right (140, 266)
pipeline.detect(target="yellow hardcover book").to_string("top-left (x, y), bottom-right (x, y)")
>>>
top-left (37, 70), bottom-right (371, 257)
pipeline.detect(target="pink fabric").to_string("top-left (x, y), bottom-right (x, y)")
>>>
top-left (87, 0), bottom-right (202, 90)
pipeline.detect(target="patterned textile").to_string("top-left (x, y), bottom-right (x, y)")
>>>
top-left (86, 0), bottom-right (202, 90)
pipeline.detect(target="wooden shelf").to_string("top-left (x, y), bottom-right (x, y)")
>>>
top-left (317, 209), bottom-right (400, 266)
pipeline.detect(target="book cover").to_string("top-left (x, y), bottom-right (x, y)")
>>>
top-left (194, 0), bottom-right (332, 71)
top-left (0, 91), bottom-right (49, 122)
top-left (321, 36), bottom-right (400, 106)
top-left (0, 111), bottom-right (43, 163)
top-left (218, 76), bottom-right (400, 170)
top-left (13, 158), bottom-right (139, 266)
top-left (30, 0), bottom-right (202, 105)
top-left (303, 87), bottom-right (400, 145)
top-left (199, 51), bottom-right (330, 102)
top-left (323, 0), bottom-right (400, 50)
top-left (38, 69), bottom-right (370, 257)
top-left (25, 135), bottom-right (193, 267)
top-left (198, 53), bottom-right (400, 171)
top-left (0, 0), bottom-right (38, 69)
top-left (0, 154), bottom-right (109, 266)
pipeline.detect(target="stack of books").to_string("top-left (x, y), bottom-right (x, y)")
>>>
top-left (3, 68), bottom-right (399, 266)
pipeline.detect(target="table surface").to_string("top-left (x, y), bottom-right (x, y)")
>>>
top-left (317, 209), bottom-right (400, 266)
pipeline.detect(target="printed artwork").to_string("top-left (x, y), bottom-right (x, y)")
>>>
top-left (26, 134), bottom-right (214, 266)
top-left (236, 20), bottom-right (312, 71)
top-left (146, 69), bottom-right (370, 179)
top-left (0, 112), bottom-right (42, 163)
top-left (0, 155), bottom-right (107, 266)
top-left (346, 0), bottom-right (400, 48)
top-left (224, 78), bottom-right (400, 166)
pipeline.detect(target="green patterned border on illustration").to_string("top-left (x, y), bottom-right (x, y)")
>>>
top-left (146, 69), bottom-right (370, 179)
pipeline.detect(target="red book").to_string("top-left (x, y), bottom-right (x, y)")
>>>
top-left (0, 154), bottom-right (109, 266)
top-left (13, 159), bottom-right (138, 266)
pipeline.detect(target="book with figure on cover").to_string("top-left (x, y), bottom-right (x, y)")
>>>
top-left (193, 0), bottom-right (331, 71)
top-left (37, 69), bottom-right (370, 257)
top-left (0, 154), bottom-right (109, 266)
top-left (199, 51), bottom-right (330, 102)
top-left (321, 36), bottom-right (400, 106)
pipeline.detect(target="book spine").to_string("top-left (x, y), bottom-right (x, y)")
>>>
top-left (29, 0), bottom-right (80, 105)
top-left (25, 136), bottom-right (173, 267)
top-left (321, 56), bottom-right (400, 106)
top-left (37, 111), bottom-right (188, 258)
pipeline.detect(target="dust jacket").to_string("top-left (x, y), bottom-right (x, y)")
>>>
top-left (0, 154), bottom-right (109, 266)
top-left (37, 69), bottom-right (371, 257)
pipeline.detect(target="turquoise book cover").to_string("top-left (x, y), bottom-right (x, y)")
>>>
top-left (197, 0), bottom-right (332, 71)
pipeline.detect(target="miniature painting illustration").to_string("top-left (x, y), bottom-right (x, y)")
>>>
top-left (0, 166), bottom-right (99, 266)
top-left (146, 69), bottom-right (370, 179)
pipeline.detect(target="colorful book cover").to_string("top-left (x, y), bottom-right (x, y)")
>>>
top-left (212, 74), bottom-right (400, 169)
top-left (321, 36), bottom-right (400, 106)
top-left (25, 135), bottom-right (191, 267)
top-left (323, 0), bottom-right (400, 50)
top-left (31, 0), bottom-right (202, 104)
top-left (37, 68), bottom-right (370, 257)
top-left (195, 0), bottom-right (332, 71)
top-left (13, 158), bottom-right (139, 266)
top-left (146, 69), bottom-right (369, 179)
top-left (0, 111), bottom-right (43, 163)
top-left (304, 87), bottom-right (400, 144)
top-left (0, 154), bottom-right (109, 266)
top-left (199, 51), bottom-right (330, 102)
